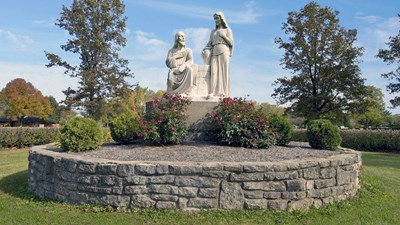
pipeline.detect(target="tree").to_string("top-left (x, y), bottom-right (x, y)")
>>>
top-left (376, 14), bottom-right (400, 108)
top-left (0, 92), bottom-right (7, 117)
top-left (256, 102), bottom-right (285, 116)
top-left (354, 86), bottom-right (387, 128)
top-left (45, 0), bottom-right (134, 121)
top-left (102, 85), bottom-right (165, 125)
top-left (273, 2), bottom-right (366, 120)
top-left (1, 78), bottom-right (53, 120)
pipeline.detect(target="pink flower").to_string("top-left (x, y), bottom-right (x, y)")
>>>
top-left (240, 106), bottom-right (245, 111)
top-left (235, 115), bottom-right (241, 121)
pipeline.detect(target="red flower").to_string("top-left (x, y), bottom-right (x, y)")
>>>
top-left (240, 106), bottom-right (246, 111)
top-left (235, 115), bottom-right (241, 121)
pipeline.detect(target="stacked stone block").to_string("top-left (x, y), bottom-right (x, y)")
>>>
top-left (28, 145), bottom-right (361, 211)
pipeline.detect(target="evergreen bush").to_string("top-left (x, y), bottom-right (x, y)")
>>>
top-left (307, 119), bottom-right (342, 150)
top-left (60, 117), bottom-right (103, 152)
top-left (269, 114), bottom-right (293, 146)
top-left (109, 111), bottom-right (140, 144)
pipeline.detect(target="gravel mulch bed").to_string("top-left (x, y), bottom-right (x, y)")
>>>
top-left (69, 141), bottom-right (343, 162)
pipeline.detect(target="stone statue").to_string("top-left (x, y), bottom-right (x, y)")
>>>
top-left (166, 31), bottom-right (195, 95)
top-left (202, 11), bottom-right (234, 98)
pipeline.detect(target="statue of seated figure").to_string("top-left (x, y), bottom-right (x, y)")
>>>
top-left (165, 31), bottom-right (215, 101)
top-left (165, 31), bottom-right (195, 95)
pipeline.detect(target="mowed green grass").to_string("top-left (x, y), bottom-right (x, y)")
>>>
top-left (0, 148), bottom-right (399, 225)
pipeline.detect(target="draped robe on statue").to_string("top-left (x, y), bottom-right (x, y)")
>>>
top-left (165, 47), bottom-right (194, 95)
top-left (204, 27), bottom-right (233, 97)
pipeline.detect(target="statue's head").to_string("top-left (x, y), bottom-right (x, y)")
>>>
top-left (173, 31), bottom-right (186, 48)
top-left (214, 11), bottom-right (228, 29)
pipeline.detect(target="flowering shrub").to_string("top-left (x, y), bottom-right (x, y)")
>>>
top-left (209, 97), bottom-right (276, 148)
top-left (140, 94), bottom-right (190, 145)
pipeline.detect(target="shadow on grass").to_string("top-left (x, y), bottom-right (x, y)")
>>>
top-left (0, 170), bottom-right (36, 200)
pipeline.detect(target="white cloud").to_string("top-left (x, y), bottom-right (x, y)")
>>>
top-left (129, 0), bottom-right (262, 24)
top-left (229, 0), bottom-right (262, 24)
top-left (356, 15), bottom-right (381, 23)
top-left (132, 64), bottom-right (167, 92)
top-left (130, 30), bottom-right (169, 61)
top-left (0, 29), bottom-right (35, 51)
top-left (356, 15), bottom-right (399, 63)
top-left (33, 18), bottom-right (57, 27)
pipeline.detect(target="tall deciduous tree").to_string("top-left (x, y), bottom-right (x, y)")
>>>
top-left (45, 0), bottom-right (134, 120)
top-left (376, 14), bottom-right (400, 108)
top-left (273, 2), bottom-right (366, 120)
top-left (1, 78), bottom-right (53, 120)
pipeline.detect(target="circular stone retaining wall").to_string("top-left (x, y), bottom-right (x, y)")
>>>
top-left (28, 145), bottom-right (361, 211)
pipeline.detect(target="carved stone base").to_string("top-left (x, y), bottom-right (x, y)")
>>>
top-left (185, 100), bottom-right (219, 141)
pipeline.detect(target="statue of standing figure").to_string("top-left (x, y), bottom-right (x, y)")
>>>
top-left (203, 11), bottom-right (234, 98)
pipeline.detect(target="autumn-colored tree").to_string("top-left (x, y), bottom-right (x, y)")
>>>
top-left (0, 92), bottom-right (7, 117)
top-left (1, 78), bottom-right (53, 120)
top-left (102, 85), bottom-right (165, 125)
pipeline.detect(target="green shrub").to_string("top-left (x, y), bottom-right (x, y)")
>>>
top-left (109, 111), bottom-right (140, 144)
top-left (209, 97), bottom-right (276, 148)
top-left (140, 94), bottom-right (190, 145)
top-left (269, 114), bottom-right (293, 146)
top-left (292, 129), bottom-right (308, 142)
top-left (340, 129), bottom-right (400, 152)
top-left (102, 127), bottom-right (113, 143)
top-left (60, 117), bottom-right (103, 152)
top-left (307, 119), bottom-right (342, 150)
top-left (292, 128), bottom-right (400, 153)
top-left (0, 127), bottom-right (60, 148)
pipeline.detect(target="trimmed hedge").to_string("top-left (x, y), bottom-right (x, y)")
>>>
top-left (307, 119), bottom-right (342, 150)
top-left (340, 129), bottom-right (400, 152)
top-left (110, 111), bottom-right (140, 144)
top-left (0, 127), bottom-right (60, 148)
top-left (60, 117), bottom-right (103, 152)
top-left (293, 129), bottom-right (400, 152)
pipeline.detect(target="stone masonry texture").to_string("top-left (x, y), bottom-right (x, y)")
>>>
top-left (28, 145), bottom-right (361, 211)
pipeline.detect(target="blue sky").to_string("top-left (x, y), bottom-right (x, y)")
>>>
top-left (1, 0), bottom-right (399, 114)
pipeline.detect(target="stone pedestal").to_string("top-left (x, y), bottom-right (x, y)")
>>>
top-left (186, 101), bottom-right (219, 141)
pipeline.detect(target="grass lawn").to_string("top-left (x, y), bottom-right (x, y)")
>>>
top-left (0, 148), bottom-right (399, 225)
